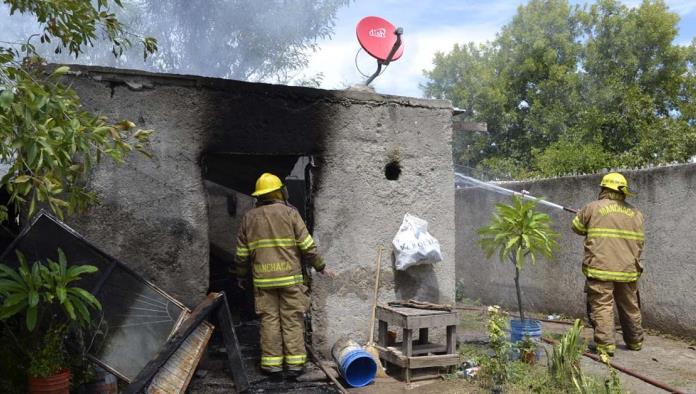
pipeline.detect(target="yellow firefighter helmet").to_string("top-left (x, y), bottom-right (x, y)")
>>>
top-left (252, 173), bottom-right (284, 197)
top-left (600, 172), bottom-right (633, 196)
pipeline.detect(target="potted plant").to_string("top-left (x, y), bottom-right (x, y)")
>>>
top-left (517, 336), bottom-right (538, 365)
top-left (478, 196), bottom-right (558, 362)
top-left (0, 249), bottom-right (101, 394)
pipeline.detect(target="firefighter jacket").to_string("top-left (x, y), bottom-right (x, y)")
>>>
top-left (571, 190), bottom-right (644, 282)
top-left (234, 200), bottom-right (325, 289)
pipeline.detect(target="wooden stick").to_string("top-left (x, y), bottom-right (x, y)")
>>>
top-left (368, 246), bottom-right (383, 344)
top-left (306, 343), bottom-right (349, 394)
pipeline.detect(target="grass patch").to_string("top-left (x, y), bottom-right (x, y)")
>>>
top-left (453, 318), bottom-right (624, 394)
top-left (459, 312), bottom-right (487, 333)
top-left (459, 342), bottom-right (489, 360)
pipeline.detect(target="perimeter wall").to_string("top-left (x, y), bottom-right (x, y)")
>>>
top-left (456, 164), bottom-right (696, 338)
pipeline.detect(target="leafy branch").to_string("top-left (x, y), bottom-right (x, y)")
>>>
top-left (0, 0), bottom-right (157, 222)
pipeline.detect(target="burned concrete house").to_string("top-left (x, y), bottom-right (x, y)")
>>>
top-left (63, 65), bottom-right (456, 352)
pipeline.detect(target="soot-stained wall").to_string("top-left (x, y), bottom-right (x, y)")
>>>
top-left (65, 66), bottom-right (455, 349)
top-left (456, 164), bottom-right (696, 338)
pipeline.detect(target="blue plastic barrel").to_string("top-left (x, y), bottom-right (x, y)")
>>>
top-left (331, 338), bottom-right (377, 388)
top-left (510, 318), bottom-right (543, 359)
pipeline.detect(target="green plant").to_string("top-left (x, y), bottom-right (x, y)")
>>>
top-left (455, 279), bottom-right (466, 302)
top-left (517, 336), bottom-right (538, 364)
top-left (480, 305), bottom-right (512, 387)
top-left (478, 196), bottom-right (559, 321)
top-left (26, 325), bottom-right (66, 378)
top-left (425, 0), bottom-right (696, 177)
top-left (0, 0), bottom-right (156, 223)
top-left (0, 249), bottom-right (101, 378)
top-left (549, 319), bottom-right (586, 389)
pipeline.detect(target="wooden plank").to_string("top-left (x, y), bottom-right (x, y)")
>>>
top-left (375, 306), bottom-right (406, 328)
top-left (389, 342), bottom-right (447, 356)
top-left (376, 345), bottom-right (407, 368)
top-left (124, 293), bottom-right (223, 394)
top-left (147, 321), bottom-right (214, 393)
top-left (404, 313), bottom-right (459, 329)
top-left (446, 325), bottom-right (457, 355)
top-left (382, 305), bottom-right (451, 317)
top-left (408, 354), bottom-right (460, 369)
top-left (216, 292), bottom-right (249, 393)
top-left (402, 329), bottom-right (413, 357)
top-left (376, 346), bottom-right (459, 370)
top-left (378, 320), bottom-right (388, 347)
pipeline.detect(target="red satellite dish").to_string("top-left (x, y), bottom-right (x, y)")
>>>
top-left (356, 16), bottom-right (404, 62)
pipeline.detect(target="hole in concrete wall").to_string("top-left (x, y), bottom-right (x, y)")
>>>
top-left (385, 160), bottom-right (401, 180)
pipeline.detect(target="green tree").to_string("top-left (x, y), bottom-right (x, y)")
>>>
top-left (576, 0), bottom-right (693, 166)
top-left (478, 197), bottom-right (558, 321)
top-left (424, 0), bottom-right (696, 177)
top-left (0, 0), bottom-right (156, 222)
top-left (25, 0), bottom-right (350, 84)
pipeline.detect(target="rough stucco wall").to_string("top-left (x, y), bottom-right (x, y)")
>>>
top-left (311, 102), bottom-right (456, 351)
top-left (67, 77), bottom-right (211, 305)
top-left (65, 66), bottom-right (454, 349)
top-left (456, 164), bottom-right (696, 338)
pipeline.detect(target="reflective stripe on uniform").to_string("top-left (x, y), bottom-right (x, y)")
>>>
top-left (248, 238), bottom-right (297, 250)
top-left (253, 274), bottom-right (304, 288)
top-left (596, 343), bottom-right (616, 354)
top-left (297, 235), bottom-right (315, 251)
top-left (587, 228), bottom-right (644, 241)
top-left (236, 244), bottom-right (250, 257)
top-left (572, 217), bottom-right (587, 233)
top-left (583, 266), bottom-right (640, 282)
top-left (245, 237), bottom-right (316, 251)
top-left (261, 356), bottom-right (284, 367)
top-left (285, 354), bottom-right (307, 365)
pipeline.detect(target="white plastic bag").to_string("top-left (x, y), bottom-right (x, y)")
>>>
top-left (392, 213), bottom-right (443, 271)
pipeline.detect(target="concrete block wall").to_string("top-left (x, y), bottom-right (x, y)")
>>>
top-left (456, 164), bottom-right (696, 338)
top-left (310, 102), bottom-right (456, 350)
top-left (63, 66), bottom-right (455, 351)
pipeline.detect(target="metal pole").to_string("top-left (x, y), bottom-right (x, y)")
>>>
top-left (366, 27), bottom-right (403, 85)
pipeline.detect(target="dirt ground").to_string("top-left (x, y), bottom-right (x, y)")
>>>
top-left (455, 307), bottom-right (696, 394)
top-left (189, 307), bottom-right (696, 393)
top-left (354, 307), bottom-right (696, 394)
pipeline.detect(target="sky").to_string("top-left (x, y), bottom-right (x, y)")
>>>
top-left (2, 0), bottom-right (695, 99)
top-left (306, 0), bottom-right (696, 97)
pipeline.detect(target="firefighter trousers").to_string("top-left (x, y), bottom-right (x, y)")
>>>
top-left (585, 279), bottom-right (643, 354)
top-left (255, 284), bottom-right (310, 372)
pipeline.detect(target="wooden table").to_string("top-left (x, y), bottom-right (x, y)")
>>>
top-left (375, 305), bottom-right (459, 383)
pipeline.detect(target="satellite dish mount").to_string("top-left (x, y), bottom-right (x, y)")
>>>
top-left (356, 16), bottom-right (404, 85)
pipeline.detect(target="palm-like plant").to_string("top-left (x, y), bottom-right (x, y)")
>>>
top-left (0, 249), bottom-right (101, 378)
top-left (478, 196), bottom-right (558, 321)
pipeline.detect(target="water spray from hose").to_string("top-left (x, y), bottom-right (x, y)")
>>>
top-left (455, 172), bottom-right (578, 214)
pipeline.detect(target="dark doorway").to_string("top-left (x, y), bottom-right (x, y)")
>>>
top-left (202, 154), bottom-right (326, 390)
top-left (204, 154), bottom-right (314, 321)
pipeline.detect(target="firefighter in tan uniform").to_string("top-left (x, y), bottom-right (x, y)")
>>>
top-left (572, 173), bottom-right (644, 356)
top-left (235, 173), bottom-right (333, 376)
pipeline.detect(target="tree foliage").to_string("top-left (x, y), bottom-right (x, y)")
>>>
top-left (0, 0), bottom-right (156, 222)
top-left (38, 0), bottom-right (349, 84)
top-left (478, 196), bottom-right (558, 320)
top-left (424, 0), bottom-right (696, 178)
